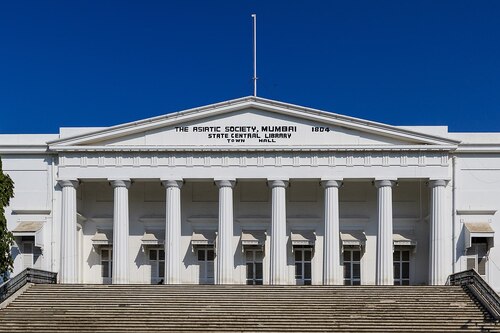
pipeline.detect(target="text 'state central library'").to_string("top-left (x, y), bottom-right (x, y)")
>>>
top-left (2, 97), bottom-right (499, 291)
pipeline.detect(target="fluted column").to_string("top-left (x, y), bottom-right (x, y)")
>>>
top-left (162, 179), bottom-right (183, 284)
top-left (110, 179), bottom-right (131, 284)
top-left (375, 180), bottom-right (396, 285)
top-left (214, 180), bottom-right (235, 284)
top-left (429, 179), bottom-right (450, 285)
top-left (322, 180), bottom-right (343, 285)
top-left (268, 179), bottom-right (289, 285)
top-left (58, 179), bottom-right (79, 284)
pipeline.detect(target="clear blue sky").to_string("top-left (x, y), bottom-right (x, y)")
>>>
top-left (1, 1), bottom-right (499, 134)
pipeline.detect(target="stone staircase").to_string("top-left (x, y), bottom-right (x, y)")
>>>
top-left (0, 284), bottom-right (499, 332)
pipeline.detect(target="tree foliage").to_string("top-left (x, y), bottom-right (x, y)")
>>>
top-left (0, 158), bottom-right (14, 278)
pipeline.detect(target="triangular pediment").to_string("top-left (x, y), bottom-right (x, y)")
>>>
top-left (48, 96), bottom-right (459, 151)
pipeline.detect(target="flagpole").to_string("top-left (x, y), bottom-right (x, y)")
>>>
top-left (252, 14), bottom-right (257, 97)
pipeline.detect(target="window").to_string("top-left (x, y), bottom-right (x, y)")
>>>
top-left (149, 249), bottom-right (165, 283)
top-left (20, 236), bottom-right (42, 270)
top-left (343, 249), bottom-right (361, 285)
top-left (21, 242), bottom-right (34, 270)
top-left (393, 250), bottom-right (410, 285)
top-left (101, 248), bottom-right (112, 283)
top-left (466, 238), bottom-right (488, 277)
top-left (246, 249), bottom-right (263, 285)
top-left (295, 246), bottom-right (312, 285)
top-left (198, 248), bottom-right (215, 284)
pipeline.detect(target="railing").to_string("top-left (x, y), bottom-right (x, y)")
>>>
top-left (447, 269), bottom-right (500, 321)
top-left (0, 268), bottom-right (57, 303)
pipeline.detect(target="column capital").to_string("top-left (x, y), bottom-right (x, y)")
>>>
top-left (162, 179), bottom-right (183, 189)
top-left (374, 179), bottom-right (397, 188)
top-left (267, 179), bottom-right (289, 188)
top-left (215, 179), bottom-right (236, 188)
top-left (428, 179), bottom-right (449, 188)
top-left (321, 180), bottom-right (343, 188)
top-left (58, 179), bottom-right (79, 188)
top-left (109, 179), bottom-right (131, 189)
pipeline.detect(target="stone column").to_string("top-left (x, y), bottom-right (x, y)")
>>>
top-left (58, 179), bottom-right (79, 284)
top-left (375, 180), bottom-right (396, 285)
top-left (162, 179), bottom-right (183, 284)
top-left (268, 179), bottom-right (289, 285)
top-left (110, 179), bottom-right (131, 284)
top-left (429, 179), bottom-right (450, 285)
top-left (322, 180), bottom-right (343, 285)
top-left (215, 180), bottom-right (235, 284)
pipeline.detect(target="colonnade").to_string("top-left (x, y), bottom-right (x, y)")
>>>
top-left (58, 178), bottom-right (450, 285)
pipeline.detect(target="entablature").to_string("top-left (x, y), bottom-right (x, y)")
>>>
top-left (57, 150), bottom-right (451, 169)
top-left (56, 150), bottom-right (451, 181)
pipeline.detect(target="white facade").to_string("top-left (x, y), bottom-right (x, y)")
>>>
top-left (1, 96), bottom-right (497, 290)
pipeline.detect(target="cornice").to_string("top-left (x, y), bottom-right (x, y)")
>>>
top-left (50, 144), bottom-right (458, 153)
top-left (0, 145), bottom-right (52, 154)
top-left (455, 144), bottom-right (500, 153)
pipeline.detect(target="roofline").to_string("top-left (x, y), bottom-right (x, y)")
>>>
top-left (0, 145), bottom-right (52, 154)
top-left (50, 144), bottom-right (458, 152)
top-left (244, 97), bottom-right (461, 145)
top-left (47, 96), bottom-right (256, 145)
top-left (47, 96), bottom-right (461, 147)
top-left (455, 144), bottom-right (500, 153)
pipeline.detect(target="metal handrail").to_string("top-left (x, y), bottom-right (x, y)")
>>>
top-left (0, 268), bottom-right (57, 303)
top-left (447, 269), bottom-right (500, 321)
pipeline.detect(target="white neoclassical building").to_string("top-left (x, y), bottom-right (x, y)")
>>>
top-left (1, 97), bottom-right (498, 290)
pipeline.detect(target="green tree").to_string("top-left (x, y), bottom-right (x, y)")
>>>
top-left (0, 158), bottom-right (14, 280)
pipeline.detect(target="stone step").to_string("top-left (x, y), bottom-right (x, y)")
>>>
top-left (0, 284), bottom-right (498, 332)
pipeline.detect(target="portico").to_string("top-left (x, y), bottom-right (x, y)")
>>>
top-left (46, 97), bottom-right (458, 286)
top-left (56, 174), bottom-right (449, 286)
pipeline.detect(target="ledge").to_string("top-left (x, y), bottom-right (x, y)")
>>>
top-left (187, 216), bottom-right (218, 223)
top-left (339, 216), bottom-right (370, 222)
top-left (456, 209), bottom-right (497, 216)
top-left (11, 209), bottom-right (51, 215)
top-left (235, 217), bottom-right (270, 224)
top-left (138, 216), bottom-right (165, 224)
top-left (393, 216), bottom-right (421, 222)
top-left (89, 216), bottom-right (113, 224)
